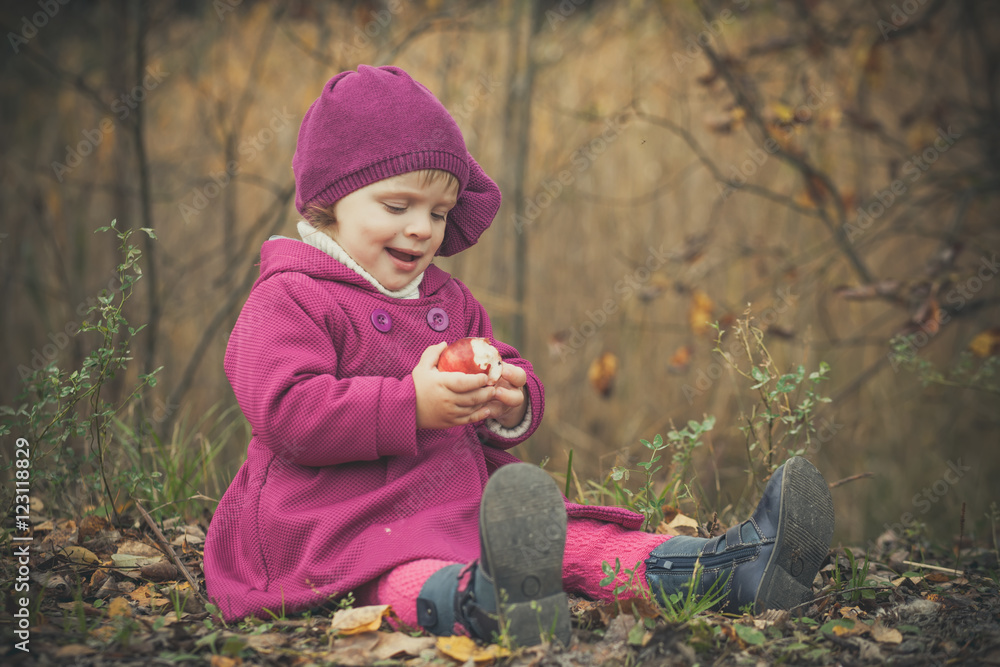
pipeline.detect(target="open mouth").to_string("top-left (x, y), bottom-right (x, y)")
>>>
top-left (387, 248), bottom-right (420, 263)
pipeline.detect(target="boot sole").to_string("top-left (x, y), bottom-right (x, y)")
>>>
top-left (480, 463), bottom-right (572, 647)
top-left (753, 456), bottom-right (835, 614)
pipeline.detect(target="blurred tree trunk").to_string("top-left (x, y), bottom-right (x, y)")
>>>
top-left (131, 0), bottom-right (159, 383)
top-left (501, 0), bottom-right (542, 351)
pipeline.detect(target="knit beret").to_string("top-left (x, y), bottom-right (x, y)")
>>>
top-left (292, 65), bottom-right (502, 257)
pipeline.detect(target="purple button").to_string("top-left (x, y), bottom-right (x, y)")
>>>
top-left (371, 309), bottom-right (392, 333)
top-left (426, 307), bottom-right (449, 332)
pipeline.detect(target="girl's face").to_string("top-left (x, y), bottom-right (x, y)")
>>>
top-left (327, 172), bottom-right (458, 291)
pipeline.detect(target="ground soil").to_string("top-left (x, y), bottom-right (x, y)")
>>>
top-left (3, 515), bottom-right (999, 666)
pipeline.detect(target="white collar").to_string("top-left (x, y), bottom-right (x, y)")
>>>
top-left (297, 220), bottom-right (424, 300)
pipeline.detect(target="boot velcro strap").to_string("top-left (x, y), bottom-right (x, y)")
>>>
top-left (724, 524), bottom-right (743, 550)
top-left (701, 534), bottom-right (726, 555)
top-left (455, 562), bottom-right (500, 641)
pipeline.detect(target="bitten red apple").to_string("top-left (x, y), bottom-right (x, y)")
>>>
top-left (438, 337), bottom-right (503, 384)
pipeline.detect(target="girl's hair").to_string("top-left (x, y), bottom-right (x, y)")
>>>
top-left (304, 169), bottom-right (460, 230)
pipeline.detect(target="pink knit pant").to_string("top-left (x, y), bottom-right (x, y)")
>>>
top-left (357, 518), bottom-right (670, 629)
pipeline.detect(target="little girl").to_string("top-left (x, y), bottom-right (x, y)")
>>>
top-left (203, 65), bottom-right (835, 645)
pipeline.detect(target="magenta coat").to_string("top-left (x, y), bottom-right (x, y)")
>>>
top-left (204, 238), bottom-right (641, 621)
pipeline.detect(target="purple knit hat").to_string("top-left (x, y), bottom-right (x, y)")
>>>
top-left (292, 65), bottom-right (501, 257)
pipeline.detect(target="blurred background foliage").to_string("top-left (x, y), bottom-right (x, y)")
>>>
top-left (1, 0), bottom-right (998, 546)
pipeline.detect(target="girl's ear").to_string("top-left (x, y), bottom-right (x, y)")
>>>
top-left (304, 203), bottom-right (337, 230)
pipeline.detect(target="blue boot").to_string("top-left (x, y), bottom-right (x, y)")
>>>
top-left (645, 456), bottom-right (835, 614)
top-left (417, 463), bottom-right (572, 646)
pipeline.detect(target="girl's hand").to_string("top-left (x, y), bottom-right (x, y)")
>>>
top-left (483, 362), bottom-right (528, 429)
top-left (413, 342), bottom-right (496, 429)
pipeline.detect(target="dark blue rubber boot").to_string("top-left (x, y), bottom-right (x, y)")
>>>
top-left (417, 463), bottom-right (572, 646)
top-left (645, 456), bottom-right (835, 614)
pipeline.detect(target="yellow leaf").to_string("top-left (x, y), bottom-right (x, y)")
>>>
top-left (128, 582), bottom-right (161, 603)
top-left (832, 621), bottom-right (864, 637)
top-left (969, 328), bottom-right (1000, 358)
top-left (330, 604), bottom-right (390, 635)
top-left (839, 606), bottom-right (862, 619)
top-left (730, 106), bottom-right (747, 127)
top-left (871, 622), bottom-right (903, 644)
top-left (768, 102), bottom-right (795, 125)
top-left (436, 635), bottom-right (509, 663)
top-left (210, 656), bottom-right (242, 667)
top-left (588, 352), bottom-right (618, 398)
top-left (59, 545), bottom-right (101, 566)
top-left (906, 119), bottom-right (939, 153)
top-left (688, 290), bottom-right (714, 336)
top-left (108, 596), bottom-right (132, 619)
top-left (90, 625), bottom-right (116, 642)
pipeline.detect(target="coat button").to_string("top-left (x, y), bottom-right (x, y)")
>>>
top-left (371, 308), bottom-right (392, 333)
top-left (426, 307), bottom-right (449, 332)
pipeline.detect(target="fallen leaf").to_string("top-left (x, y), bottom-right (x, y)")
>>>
top-left (588, 352), bottom-right (618, 398)
top-left (140, 560), bottom-right (179, 581)
top-left (128, 583), bottom-right (159, 603)
top-left (755, 609), bottom-right (789, 629)
top-left (171, 524), bottom-right (207, 546)
top-left (78, 515), bottom-right (112, 543)
top-left (372, 632), bottom-right (435, 660)
top-left (924, 572), bottom-right (951, 583)
top-left (93, 573), bottom-right (119, 599)
top-left (209, 656), bottom-right (241, 667)
top-left (665, 511), bottom-right (699, 535)
top-left (89, 568), bottom-right (111, 590)
top-left (108, 596), bottom-right (132, 619)
top-left (437, 635), bottom-right (509, 663)
top-left (116, 539), bottom-right (163, 558)
top-left (969, 328), bottom-right (1000, 358)
top-left (244, 633), bottom-right (284, 651)
top-left (55, 644), bottom-right (97, 658)
top-left (90, 625), bottom-right (116, 642)
top-left (821, 619), bottom-right (861, 636)
top-left (839, 606), bottom-right (862, 619)
top-left (111, 553), bottom-right (163, 570)
top-left (326, 633), bottom-right (381, 666)
top-left (871, 621), bottom-right (903, 644)
top-left (688, 290), bottom-right (714, 336)
top-left (330, 604), bottom-right (390, 635)
top-left (59, 545), bottom-right (101, 566)
top-left (668, 345), bottom-right (693, 373)
top-left (615, 595), bottom-right (661, 621)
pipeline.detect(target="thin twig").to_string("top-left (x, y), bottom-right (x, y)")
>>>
top-left (901, 560), bottom-right (964, 577)
top-left (787, 585), bottom-right (888, 611)
top-left (135, 498), bottom-right (207, 605)
top-left (828, 472), bottom-right (875, 489)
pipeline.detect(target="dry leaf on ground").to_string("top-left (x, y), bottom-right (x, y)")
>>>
top-left (372, 631), bottom-right (436, 660)
top-left (436, 635), bottom-right (510, 663)
top-left (330, 604), bottom-right (391, 635)
top-left (871, 621), bottom-right (904, 644)
top-left (59, 545), bottom-right (101, 565)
